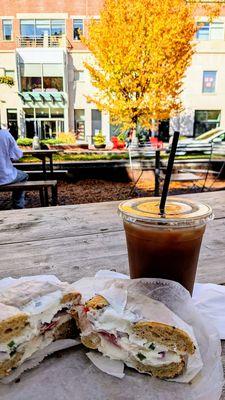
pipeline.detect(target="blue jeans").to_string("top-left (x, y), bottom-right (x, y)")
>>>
top-left (11, 169), bottom-right (29, 209)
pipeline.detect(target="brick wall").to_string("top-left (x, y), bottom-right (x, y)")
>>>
top-left (0, 0), bottom-right (103, 50)
top-left (0, 0), bottom-right (103, 15)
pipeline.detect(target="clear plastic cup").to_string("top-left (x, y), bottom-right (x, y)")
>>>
top-left (118, 197), bottom-right (213, 294)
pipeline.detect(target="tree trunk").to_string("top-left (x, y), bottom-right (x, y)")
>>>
top-left (131, 116), bottom-right (138, 145)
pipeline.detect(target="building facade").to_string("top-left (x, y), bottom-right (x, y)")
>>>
top-left (0, 1), bottom-right (225, 141)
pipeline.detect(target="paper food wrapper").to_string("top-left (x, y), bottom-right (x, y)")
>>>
top-left (0, 339), bottom-right (80, 384)
top-left (0, 272), bottom-right (223, 400)
top-left (0, 275), bottom-right (80, 384)
top-left (70, 271), bottom-right (224, 400)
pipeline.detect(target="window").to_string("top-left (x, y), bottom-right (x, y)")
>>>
top-left (35, 108), bottom-right (50, 118)
top-left (20, 63), bottom-right (64, 92)
top-left (7, 109), bottom-right (18, 139)
top-left (24, 108), bottom-right (34, 118)
top-left (20, 19), bottom-right (65, 38)
top-left (73, 19), bottom-right (83, 40)
top-left (35, 20), bottom-right (51, 37)
top-left (91, 109), bottom-right (102, 136)
top-left (21, 77), bottom-right (42, 92)
top-left (5, 70), bottom-right (15, 79)
top-left (2, 20), bottom-right (12, 40)
top-left (74, 70), bottom-right (85, 81)
top-left (196, 22), bottom-right (224, 40)
top-left (194, 110), bottom-right (221, 137)
top-left (21, 20), bottom-right (35, 37)
top-left (74, 109), bottom-right (85, 140)
top-left (110, 124), bottom-right (121, 137)
top-left (43, 77), bottom-right (63, 91)
top-left (50, 108), bottom-right (64, 118)
top-left (43, 63), bottom-right (64, 91)
top-left (202, 71), bottom-right (217, 93)
top-left (51, 20), bottom-right (65, 36)
top-left (216, 132), bottom-right (225, 142)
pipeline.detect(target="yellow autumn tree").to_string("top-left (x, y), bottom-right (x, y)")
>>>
top-left (82, 0), bottom-right (221, 132)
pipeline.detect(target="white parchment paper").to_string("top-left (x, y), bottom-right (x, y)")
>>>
top-left (0, 273), bottom-right (223, 400)
top-left (71, 274), bottom-right (224, 400)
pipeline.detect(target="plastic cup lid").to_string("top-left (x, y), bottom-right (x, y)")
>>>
top-left (118, 197), bottom-right (213, 226)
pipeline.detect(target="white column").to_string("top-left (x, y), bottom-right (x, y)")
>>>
top-left (64, 106), bottom-right (69, 132)
top-left (0, 105), bottom-right (7, 129)
top-left (102, 111), bottom-right (110, 144)
top-left (85, 107), bottom-right (92, 145)
top-left (43, 32), bottom-right (49, 47)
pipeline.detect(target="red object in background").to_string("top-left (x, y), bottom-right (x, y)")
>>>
top-left (157, 140), bottom-right (163, 149)
top-left (111, 136), bottom-right (125, 149)
top-left (111, 137), bottom-right (119, 149)
top-left (150, 137), bottom-right (163, 150)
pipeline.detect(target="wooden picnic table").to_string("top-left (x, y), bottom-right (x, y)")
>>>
top-left (0, 190), bottom-right (224, 397)
top-left (22, 149), bottom-right (59, 179)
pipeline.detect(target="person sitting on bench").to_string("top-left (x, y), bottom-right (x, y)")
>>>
top-left (0, 127), bottom-right (28, 209)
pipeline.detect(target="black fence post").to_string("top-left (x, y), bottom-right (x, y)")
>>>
top-left (154, 150), bottom-right (160, 197)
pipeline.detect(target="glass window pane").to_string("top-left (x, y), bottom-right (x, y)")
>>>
top-left (35, 108), bottom-right (50, 118)
top-left (42, 63), bottom-right (63, 76)
top-left (43, 77), bottom-right (63, 91)
top-left (7, 109), bottom-right (17, 119)
top-left (3, 20), bottom-right (12, 40)
top-left (75, 109), bottom-right (85, 140)
top-left (73, 19), bottom-right (83, 40)
top-left (210, 22), bottom-right (224, 40)
top-left (51, 20), bottom-right (65, 35)
top-left (20, 20), bottom-right (35, 37)
top-left (50, 108), bottom-right (64, 118)
top-left (20, 63), bottom-right (42, 77)
top-left (194, 110), bottom-right (221, 136)
top-left (110, 124), bottom-right (121, 137)
top-left (91, 109), bottom-right (102, 136)
top-left (5, 70), bottom-right (15, 79)
top-left (24, 108), bottom-right (34, 118)
top-left (35, 20), bottom-right (50, 37)
top-left (21, 77), bottom-right (42, 92)
top-left (202, 71), bottom-right (217, 93)
top-left (196, 22), bottom-right (209, 40)
top-left (36, 20), bottom-right (50, 26)
top-left (207, 110), bottom-right (220, 120)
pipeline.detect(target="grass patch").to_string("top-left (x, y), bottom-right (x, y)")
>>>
top-left (17, 151), bottom-right (224, 164)
top-left (18, 152), bottom-right (130, 163)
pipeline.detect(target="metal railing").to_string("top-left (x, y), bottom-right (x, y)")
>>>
top-left (17, 35), bottom-right (71, 48)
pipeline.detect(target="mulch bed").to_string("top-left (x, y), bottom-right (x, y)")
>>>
top-left (0, 176), bottom-right (225, 210)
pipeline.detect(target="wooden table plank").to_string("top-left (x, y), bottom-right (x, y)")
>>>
top-left (0, 218), bottom-right (224, 284)
top-left (0, 191), bottom-right (224, 245)
top-left (0, 202), bottom-right (123, 244)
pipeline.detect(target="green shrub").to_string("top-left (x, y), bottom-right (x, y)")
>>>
top-left (17, 138), bottom-right (33, 146)
top-left (41, 139), bottom-right (63, 145)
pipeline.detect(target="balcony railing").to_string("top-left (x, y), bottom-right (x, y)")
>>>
top-left (17, 34), bottom-right (72, 49)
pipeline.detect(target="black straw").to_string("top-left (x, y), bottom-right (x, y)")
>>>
top-left (159, 131), bottom-right (180, 215)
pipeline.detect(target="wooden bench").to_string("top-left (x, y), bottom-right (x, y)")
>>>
top-left (0, 180), bottom-right (58, 207)
top-left (160, 172), bottom-right (202, 182)
top-left (21, 170), bottom-right (68, 179)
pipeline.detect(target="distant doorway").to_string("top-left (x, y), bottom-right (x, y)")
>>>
top-left (25, 119), bottom-right (64, 139)
top-left (158, 119), bottom-right (170, 142)
top-left (25, 121), bottom-right (36, 138)
top-left (7, 109), bottom-right (18, 140)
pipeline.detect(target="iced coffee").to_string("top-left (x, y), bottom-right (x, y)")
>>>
top-left (118, 197), bottom-right (212, 294)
